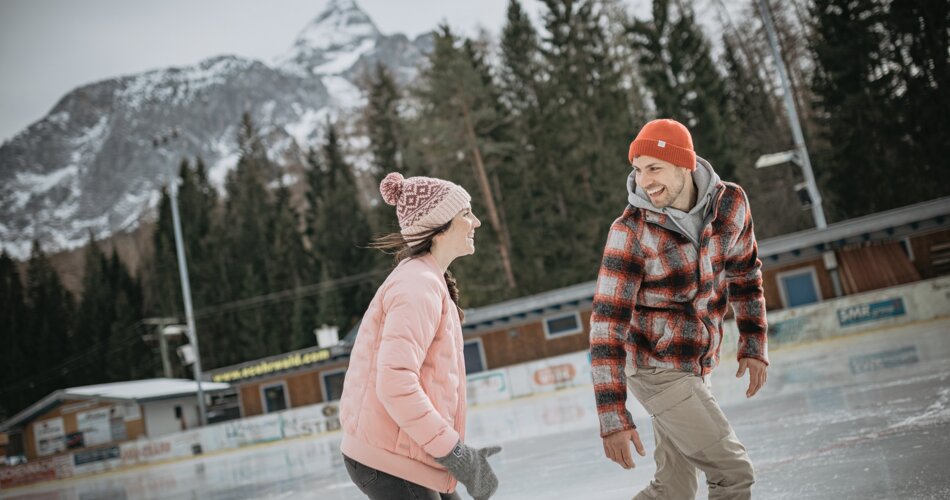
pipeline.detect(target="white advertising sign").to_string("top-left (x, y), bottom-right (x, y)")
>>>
top-left (77, 408), bottom-right (112, 446)
top-left (34, 417), bottom-right (66, 457)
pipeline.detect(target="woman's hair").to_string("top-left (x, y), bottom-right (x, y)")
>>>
top-left (369, 220), bottom-right (465, 321)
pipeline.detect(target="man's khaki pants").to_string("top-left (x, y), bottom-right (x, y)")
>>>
top-left (627, 367), bottom-right (754, 500)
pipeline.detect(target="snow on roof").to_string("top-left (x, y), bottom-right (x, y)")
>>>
top-left (65, 378), bottom-right (229, 401)
top-left (1, 378), bottom-right (231, 432)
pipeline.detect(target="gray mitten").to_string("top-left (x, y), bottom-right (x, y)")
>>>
top-left (435, 441), bottom-right (502, 500)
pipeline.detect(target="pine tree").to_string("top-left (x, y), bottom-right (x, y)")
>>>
top-left (720, 32), bottom-right (812, 237)
top-left (0, 249), bottom-right (28, 418)
top-left (627, 0), bottom-right (740, 180)
top-left (364, 63), bottom-right (405, 176)
top-left (308, 122), bottom-right (378, 332)
top-left (73, 233), bottom-right (113, 384)
top-left (221, 113), bottom-right (275, 361)
top-left (534, 0), bottom-right (633, 286)
top-left (362, 63), bottom-right (409, 233)
top-left (408, 26), bottom-right (518, 296)
top-left (23, 241), bottom-right (74, 402)
top-left (496, 0), bottom-right (548, 294)
top-left (267, 183), bottom-right (312, 351)
top-left (809, 0), bottom-right (907, 217)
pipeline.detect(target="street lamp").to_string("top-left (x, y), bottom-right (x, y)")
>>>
top-left (141, 317), bottom-right (184, 378)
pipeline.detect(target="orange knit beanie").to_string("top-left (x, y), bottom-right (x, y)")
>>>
top-left (627, 118), bottom-right (696, 171)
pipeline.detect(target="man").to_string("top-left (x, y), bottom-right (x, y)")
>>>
top-left (590, 118), bottom-right (769, 500)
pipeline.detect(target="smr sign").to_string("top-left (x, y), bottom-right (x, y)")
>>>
top-left (836, 297), bottom-right (906, 327)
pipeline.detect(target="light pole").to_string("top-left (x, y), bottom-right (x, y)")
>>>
top-left (153, 127), bottom-right (208, 426)
top-left (755, 0), bottom-right (843, 298)
top-left (168, 179), bottom-right (208, 426)
top-left (755, 0), bottom-right (827, 230)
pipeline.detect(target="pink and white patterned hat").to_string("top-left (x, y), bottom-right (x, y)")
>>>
top-left (379, 172), bottom-right (472, 245)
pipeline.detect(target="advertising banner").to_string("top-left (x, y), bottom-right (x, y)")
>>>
top-left (220, 414), bottom-right (282, 447)
top-left (34, 417), bottom-right (66, 457)
top-left (0, 454), bottom-right (73, 489)
top-left (76, 407), bottom-right (112, 446)
top-left (72, 445), bottom-right (121, 475)
top-left (836, 297), bottom-right (906, 327)
top-left (467, 370), bottom-right (512, 405)
top-left (280, 404), bottom-right (330, 438)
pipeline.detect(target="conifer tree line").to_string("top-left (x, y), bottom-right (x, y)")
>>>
top-left (2, 0), bottom-right (946, 419)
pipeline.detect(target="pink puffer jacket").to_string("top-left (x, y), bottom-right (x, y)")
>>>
top-left (339, 253), bottom-right (467, 493)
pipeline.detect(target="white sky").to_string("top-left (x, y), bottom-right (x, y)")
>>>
top-left (0, 0), bottom-right (683, 143)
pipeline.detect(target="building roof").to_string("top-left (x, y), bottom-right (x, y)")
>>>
top-left (0, 378), bottom-right (229, 432)
top-left (461, 196), bottom-right (950, 334)
top-left (759, 196), bottom-right (949, 264)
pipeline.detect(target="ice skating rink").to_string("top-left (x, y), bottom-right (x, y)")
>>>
top-left (4, 319), bottom-right (949, 500)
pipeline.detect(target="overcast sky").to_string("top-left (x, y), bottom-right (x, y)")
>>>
top-left (0, 0), bottom-right (675, 143)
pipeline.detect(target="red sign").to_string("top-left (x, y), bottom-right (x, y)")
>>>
top-left (533, 364), bottom-right (577, 386)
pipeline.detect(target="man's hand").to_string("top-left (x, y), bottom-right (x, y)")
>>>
top-left (736, 358), bottom-right (768, 398)
top-left (602, 428), bottom-right (646, 469)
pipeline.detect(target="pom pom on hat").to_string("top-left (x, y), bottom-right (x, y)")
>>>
top-left (380, 172), bottom-right (404, 206)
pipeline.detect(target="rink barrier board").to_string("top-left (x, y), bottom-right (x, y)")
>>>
top-left (2, 275), bottom-right (947, 490)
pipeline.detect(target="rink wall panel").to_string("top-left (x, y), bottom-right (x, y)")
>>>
top-left (4, 277), bottom-right (947, 491)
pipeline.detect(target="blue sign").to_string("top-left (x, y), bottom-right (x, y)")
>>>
top-left (836, 297), bottom-right (906, 327)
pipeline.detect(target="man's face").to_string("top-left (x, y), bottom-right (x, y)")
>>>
top-left (631, 155), bottom-right (689, 209)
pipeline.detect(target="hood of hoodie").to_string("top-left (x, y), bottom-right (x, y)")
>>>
top-left (627, 155), bottom-right (721, 216)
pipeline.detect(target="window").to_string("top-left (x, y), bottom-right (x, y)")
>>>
top-left (777, 267), bottom-right (822, 308)
top-left (543, 312), bottom-right (583, 339)
top-left (260, 382), bottom-right (289, 413)
top-left (320, 369), bottom-right (347, 402)
top-left (463, 339), bottom-right (487, 374)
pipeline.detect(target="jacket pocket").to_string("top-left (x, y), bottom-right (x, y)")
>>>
top-left (395, 428), bottom-right (425, 462)
top-left (654, 314), bottom-right (679, 353)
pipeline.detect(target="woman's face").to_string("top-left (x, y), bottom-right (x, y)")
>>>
top-left (434, 206), bottom-right (482, 258)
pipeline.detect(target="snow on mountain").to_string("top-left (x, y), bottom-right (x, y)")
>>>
top-left (0, 0), bottom-right (430, 260)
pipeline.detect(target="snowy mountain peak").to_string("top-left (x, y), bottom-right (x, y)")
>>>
top-left (300, 0), bottom-right (379, 48)
top-left (0, 0), bottom-right (430, 261)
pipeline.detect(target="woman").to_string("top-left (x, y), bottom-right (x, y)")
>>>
top-left (339, 172), bottom-right (501, 500)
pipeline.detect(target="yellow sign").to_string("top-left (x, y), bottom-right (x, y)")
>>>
top-left (211, 350), bottom-right (331, 383)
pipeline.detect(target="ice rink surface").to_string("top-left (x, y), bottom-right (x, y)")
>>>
top-left (5, 319), bottom-right (949, 500)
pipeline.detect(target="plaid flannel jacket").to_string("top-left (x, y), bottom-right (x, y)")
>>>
top-left (590, 181), bottom-right (768, 437)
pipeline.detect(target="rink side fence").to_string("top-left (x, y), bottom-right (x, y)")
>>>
top-left (2, 276), bottom-right (948, 490)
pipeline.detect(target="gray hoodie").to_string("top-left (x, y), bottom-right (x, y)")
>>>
top-left (626, 156), bottom-right (722, 247)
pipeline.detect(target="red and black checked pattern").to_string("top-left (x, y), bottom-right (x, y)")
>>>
top-left (590, 182), bottom-right (768, 437)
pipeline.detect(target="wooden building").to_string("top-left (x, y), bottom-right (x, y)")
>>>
top-left (219, 197), bottom-right (950, 417)
top-left (0, 379), bottom-right (229, 461)
top-left (204, 343), bottom-right (350, 418)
